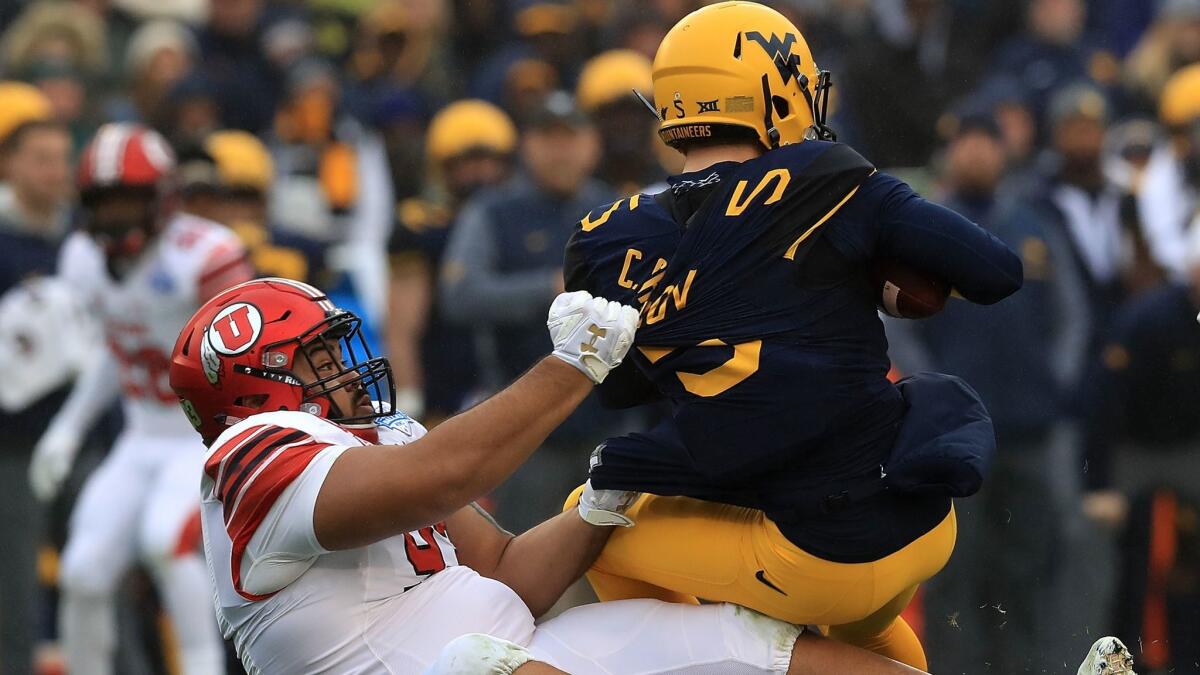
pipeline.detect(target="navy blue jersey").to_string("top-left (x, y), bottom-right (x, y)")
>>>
top-left (566, 141), bottom-right (1023, 561)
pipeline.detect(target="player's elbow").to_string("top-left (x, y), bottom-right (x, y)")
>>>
top-left (960, 243), bottom-right (1027, 305)
top-left (971, 247), bottom-right (1024, 305)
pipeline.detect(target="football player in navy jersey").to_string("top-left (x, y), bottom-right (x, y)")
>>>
top-left (562, 2), bottom-right (1023, 668)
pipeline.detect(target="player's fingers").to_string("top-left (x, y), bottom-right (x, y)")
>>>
top-left (548, 290), bottom-right (591, 318)
top-left (618, 305), bottom-right (640, 330)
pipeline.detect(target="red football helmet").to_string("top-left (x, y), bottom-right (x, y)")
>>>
top-left (77, 123), bottom-right (177, 275)
top-left (169, 278), bottom-right (395, 444)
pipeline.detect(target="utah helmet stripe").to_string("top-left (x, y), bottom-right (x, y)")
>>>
top-left (93, 124), bottom-right (133, 185)
top-left (263, 278), bottom-right (336, 311)
top-left (140, 130), bottom-right (174, 172)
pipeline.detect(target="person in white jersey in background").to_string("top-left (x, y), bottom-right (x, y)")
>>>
top-left (30, 123), bottom-right (254, 675)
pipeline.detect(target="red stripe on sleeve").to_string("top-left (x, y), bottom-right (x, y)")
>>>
top-left (217, 428), bottom-right (311, 508)
top-left (204, 425), bottom-right (273, 483)
top-left (225, 441), bottom-right (334, 601)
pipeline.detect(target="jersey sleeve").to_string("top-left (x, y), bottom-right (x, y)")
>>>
top-left (204, 423), bottom-right (349, 599)
top-left (563, 227), bottom-right (594, 294)
top-left (56, 232), bottom-right (106, 292)
top-left (237, 444), bottom-right (346, 596)
top-left (826, 171), bottom-right (1024, 305)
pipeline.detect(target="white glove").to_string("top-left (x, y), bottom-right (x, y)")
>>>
top-left (547, 291), bottom-right (638, 384)
top-left (577, 445), bottom-right (639, 527)
top-left (29, 425), bottom-right (83, 502)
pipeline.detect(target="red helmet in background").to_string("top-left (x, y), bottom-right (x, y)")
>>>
top-left (77, 123), bottom-right (177, 275)
top-left (169, 277), bottom-right (395, 445)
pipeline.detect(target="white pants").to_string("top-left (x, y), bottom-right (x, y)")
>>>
top-left (59, 431), bottom-right (223, 675)
top-left (528, 600), bottom-right (799, 674)
top-left (234, 565), bottom-right (537, 674)
top-left (61, 431), bottom-right (205, 591)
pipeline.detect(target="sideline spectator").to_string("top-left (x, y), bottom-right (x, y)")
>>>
top-left (440, 92), bottom-right (623, 532)
top-left (575, 49), bottom-right (663, 195)
top-left (194, 0), bottom-right (283, 132)
top-left (0, 84), bottom-right (73, 675)
top-left (1138, 63), bottom-right (1200, 277)
top-left (988, 0), bottom-right (1099, 132)
top-left (889, 111), bottom-right (1090, 672)
top-left (388, 100), bottom-right (517, 423)
top-left (1028, 84), bottom-right (1126, 370)
top-left (1123, 0), bottom-right (1200, 114)
top-left (843, 0), bottom-right (984, 167)
top-left (117, 20), bottom-right (198, 129)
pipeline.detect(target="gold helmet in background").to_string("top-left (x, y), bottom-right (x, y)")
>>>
top-left (425, 99), bottom-right (518, 164)
top-left (205, 130), bottom-right (275, 194)
top-left (0, 81), bottom-right (52, 146)
top-left (1160, 63), bottom-right (1200, 130)
top-left (576, 49), bottom-right (653, 113)
top-left (651, 1), bottom-right (833, 150)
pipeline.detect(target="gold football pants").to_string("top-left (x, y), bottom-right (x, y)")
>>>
top-left (566, 487), bottom-right (956, 670)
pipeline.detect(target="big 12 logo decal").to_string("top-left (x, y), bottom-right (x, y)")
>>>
top-left (202, 302), bottom-right (263, 385)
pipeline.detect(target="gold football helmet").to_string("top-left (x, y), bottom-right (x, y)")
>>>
top-left (649, 1), bottom-right (833, 150)
top-left (1161, 63), bottom-right (1200, 129)
top-left (206, 130), bottom-right (275, 193)
top-left (577, 49), bottom-right (653, 112)
top-left (426, 99), bottom-right (518, 164)
top-left (0, 81), bottom-right (52, 146)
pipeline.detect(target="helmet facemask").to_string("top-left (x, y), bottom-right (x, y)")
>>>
top-left (81, 185), bottom-right (163, 278)
top-left (259, 310), bottom-right (396, 425)
top-left (759, 59), bottom-right (836, 148)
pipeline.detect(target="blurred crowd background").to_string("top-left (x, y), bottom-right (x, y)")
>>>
top-left (0, 0), bottom-right (1199, 673)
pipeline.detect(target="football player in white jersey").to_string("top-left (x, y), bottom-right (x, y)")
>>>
top-left (169, 277), bottom-right (927, 675)
top-left (29, 123), bottom-right (254, 675)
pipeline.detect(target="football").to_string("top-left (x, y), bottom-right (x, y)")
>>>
top-left (872, 258), bottom-right (950, 319)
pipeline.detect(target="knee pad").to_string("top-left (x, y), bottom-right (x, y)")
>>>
top-left (423, 633), bottom-right (535, 675)
top-left (717, 603), bottom-right (803, 673)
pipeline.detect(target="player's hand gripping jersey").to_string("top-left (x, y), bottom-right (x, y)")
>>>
top-left (566, 141), bottom-right (1023, 561)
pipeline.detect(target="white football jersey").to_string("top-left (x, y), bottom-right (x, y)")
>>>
top-left (201, 409), bottom-right (533, 674)
top-left (59, 214), bottom-right (250, 436)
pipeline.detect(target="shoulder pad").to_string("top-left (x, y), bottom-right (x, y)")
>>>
top-left (749, 141), bottom-right (875, 177)
top-left (576, 193), bottom-right (666, 236)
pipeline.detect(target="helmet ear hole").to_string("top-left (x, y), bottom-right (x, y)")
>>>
top-left (772, 96), bottom-right (790, 119)
top-left (234, 394), bottom-right (269, 409)
top-left (181, 328), bottom-right (194, 356)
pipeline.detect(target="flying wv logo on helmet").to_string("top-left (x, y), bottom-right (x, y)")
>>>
top-left (743, 32), bottom-right (800, 84)
top-left (648, 3), bottom-right (836, 150)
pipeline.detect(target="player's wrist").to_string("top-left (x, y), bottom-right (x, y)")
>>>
top-left (540, 354), bottom-right (597, 387)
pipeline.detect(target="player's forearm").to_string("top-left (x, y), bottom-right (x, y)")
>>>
top-left (487, 509), bottom-right (612, 617)
top-left (315, 357), bottom-right (592, 548)
top-left (418, 357), bottom-right (591, 507)
top-left (876, 183), bottom-right (1023, 304)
